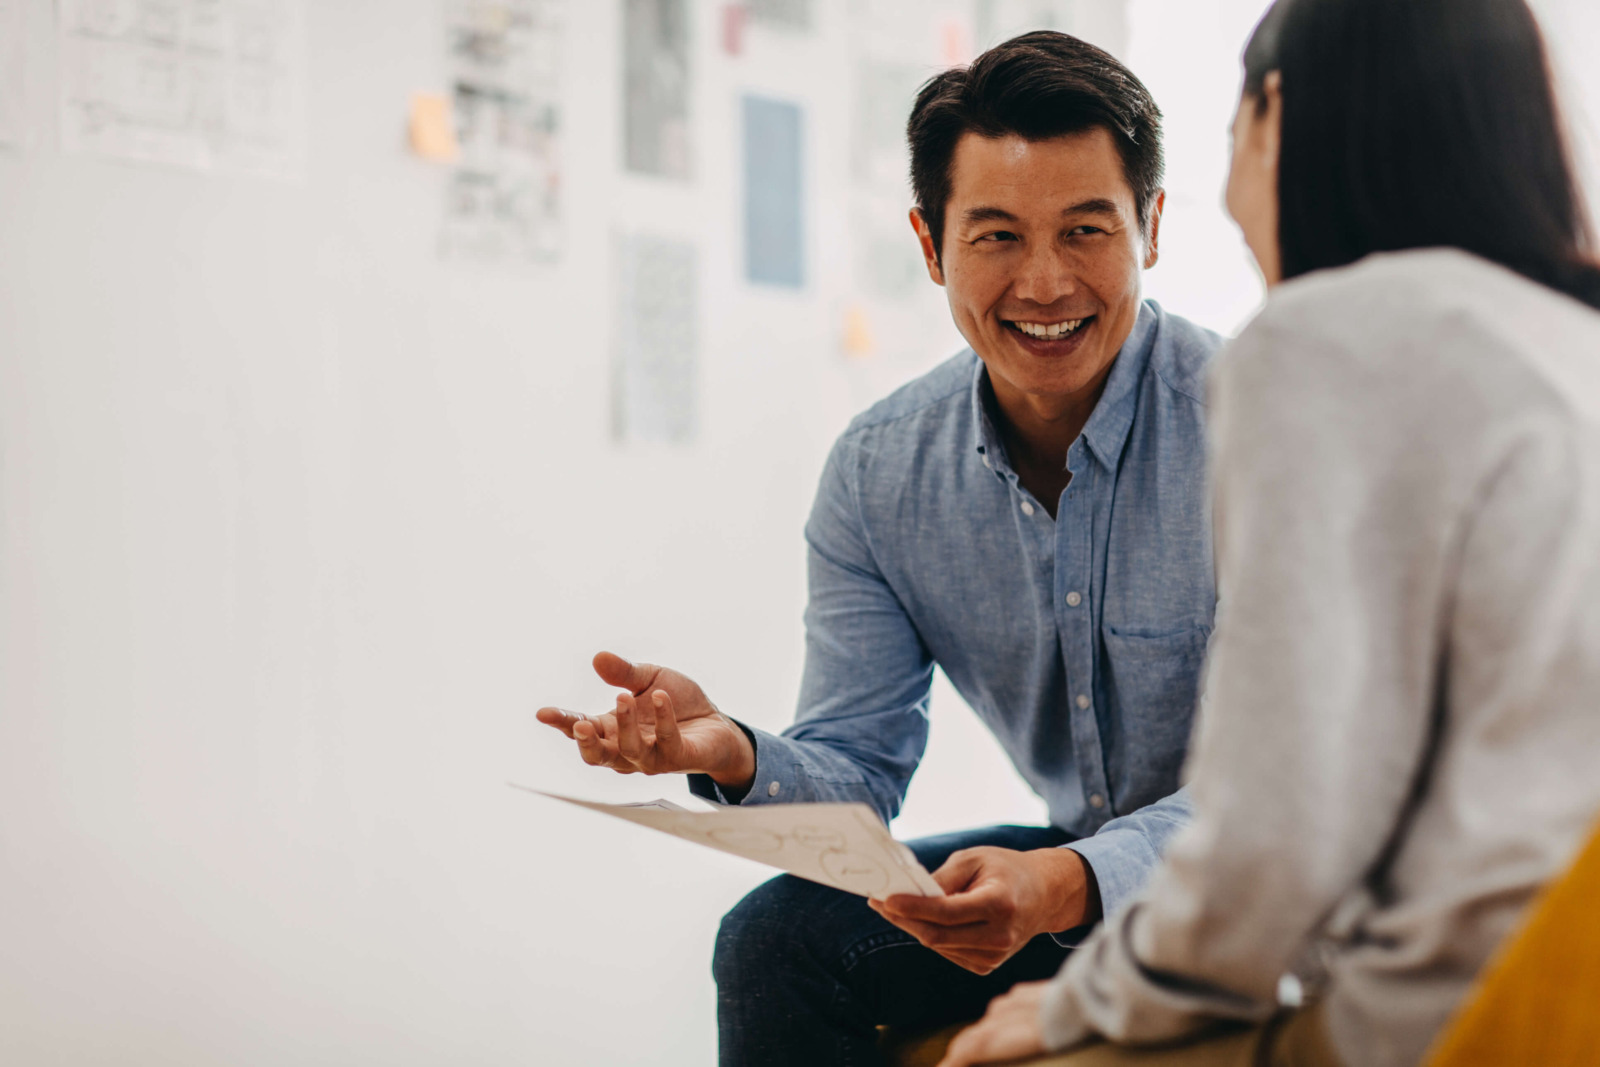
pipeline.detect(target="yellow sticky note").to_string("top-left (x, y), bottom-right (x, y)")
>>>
top-left (409, 92), bottom-right (459, 162)
top-left (843, 305), bottom-right (876, 359)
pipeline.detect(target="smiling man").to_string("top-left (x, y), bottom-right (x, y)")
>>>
top-left (536, 31), bottom-right (1222, 1066)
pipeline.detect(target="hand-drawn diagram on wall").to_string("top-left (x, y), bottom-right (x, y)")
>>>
top-left (440, 0), bottom-right (563, 264)
top-left (0, 0), bottom-right (24, 148)
top-left (612, 233), bottom-right (697, 444)
top-left (622, 0), bottom-right (690, 179)
top-left (57, 0), bottom-right (307, 178)
top-left (521, 788), bottom-right (944, 900)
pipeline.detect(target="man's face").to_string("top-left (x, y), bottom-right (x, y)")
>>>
top-left (913, 128), bottom-right (1161, 408)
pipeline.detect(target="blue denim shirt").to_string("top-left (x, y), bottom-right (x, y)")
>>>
top-left (692, 301), bottom-right (1221, 919)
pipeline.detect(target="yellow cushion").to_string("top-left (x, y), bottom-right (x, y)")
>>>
top-left (1425, 819), bottom-right (1600, 1066)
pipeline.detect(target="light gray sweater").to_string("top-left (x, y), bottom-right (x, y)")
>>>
top-left (1040, 249), bottom-right (1600, 1067)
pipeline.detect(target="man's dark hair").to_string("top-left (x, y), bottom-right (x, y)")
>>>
top-left (906, 31), bottom-right (1165, 262)
top-left (1244, 0), bottom-right (1600, 309)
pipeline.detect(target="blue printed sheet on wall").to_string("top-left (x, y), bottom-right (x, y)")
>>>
top-left (742, 95), bottom-right (804, 288)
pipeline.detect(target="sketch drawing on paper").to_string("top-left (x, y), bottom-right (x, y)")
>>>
top-left (57, 0), bottom-right (308, 178)
top-left (521, 788), bottom-right (944, 900)
top-left (622, 0), bottom-right (690, 179)
top-left (440, 0), bottom-right (563, 264)
top-left (612, 233), bottom-right (697, 445)
top-left (0, 0), bottom-right (23, 147)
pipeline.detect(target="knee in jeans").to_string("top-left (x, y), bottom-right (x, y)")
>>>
top-left (712, 875), bottom-right (814, 987)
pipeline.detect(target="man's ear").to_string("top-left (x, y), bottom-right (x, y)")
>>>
top-left (1143, 190), bottom-right (1166, 270)
top-left (909, 208), bottom-right (946, 286)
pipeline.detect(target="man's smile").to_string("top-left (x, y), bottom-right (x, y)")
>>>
top-left (1002, 315), bottom-right (1097, 354)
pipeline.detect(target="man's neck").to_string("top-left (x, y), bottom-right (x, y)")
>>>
top-left (989, 366), bottom-right (1114, 517)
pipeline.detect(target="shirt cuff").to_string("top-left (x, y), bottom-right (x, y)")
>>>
top-left (1059, 826), bottom-right (1160, 925)
top-left (686, 722), bottom-right (802, 806)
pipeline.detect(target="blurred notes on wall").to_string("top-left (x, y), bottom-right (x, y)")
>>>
top-left (613, 234), bottom-right (698, 445)
top-left (0, 0), bottom-right (22, 147)
top-left (746, 0), bottom-right (813, 32)
top-left (440, 0), bottom-right (562, 264)
top-left (743, 95), bottom-right (804, 288)
top-left (57, 0), bottom-right (307, 179)
top-left (623, 0), bottom-right (690, 180)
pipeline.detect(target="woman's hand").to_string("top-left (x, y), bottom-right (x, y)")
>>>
top-left (936, 980), bottom-right (1051, 1067)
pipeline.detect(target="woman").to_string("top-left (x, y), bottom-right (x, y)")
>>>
top-left (939, 0), bottom-right (1600, 1065)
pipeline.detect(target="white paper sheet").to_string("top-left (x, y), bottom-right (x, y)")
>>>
top-left (57, 0), bottom-right (307, 179)
top-left (518, 787), bottom-right (944, 900)
top-left (0, 0), bottom-right (24, 147)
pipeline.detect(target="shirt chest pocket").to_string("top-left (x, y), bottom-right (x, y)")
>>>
top-left (1100, 624), bottom-right (1211, 770)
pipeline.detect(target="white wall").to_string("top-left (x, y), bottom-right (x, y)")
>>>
top-left (7, 1), bottom-right (1597, 1065)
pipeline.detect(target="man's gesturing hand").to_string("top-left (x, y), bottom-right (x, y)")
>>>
top-left (869, 846), bottom-right (1094, 974)
top-left (535, 652), bottom-right (757, 790)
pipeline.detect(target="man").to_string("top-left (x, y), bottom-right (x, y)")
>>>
top-left (537, 32), bottom-right (1221, 1066)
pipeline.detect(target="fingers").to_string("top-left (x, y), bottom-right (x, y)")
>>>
top-left (573, 716), bottom-right (631, 773)
top-left (931, 849), bottom-right (986, 895)
top-left (615, 692), bottom-right (646, 763)
top-left (535, 707), bottom-right (582, 738)
top-left (879, 884), bottom-right (999, 926)
top-left (650, 689), bottom-right (681, 755)
top-left (869, 905), bottom-right (990, 949)
top-left (592, 650), bottom-right (660, 694)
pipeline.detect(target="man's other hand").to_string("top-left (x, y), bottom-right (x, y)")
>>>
top-left (869, 846), bottom-right (1094, 974)
top-left (535, 652), bottom-right (757, 790)
top-left (936, 980), bottom-right (1050, 1067)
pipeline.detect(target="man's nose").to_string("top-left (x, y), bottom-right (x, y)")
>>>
top-left (1010, 242), bottom-right (1078, 307)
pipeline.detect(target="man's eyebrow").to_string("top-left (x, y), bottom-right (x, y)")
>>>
top-left (959, 199), bottom-right (1125, 226)
top-left (960, 206), bottom-right (1018, 225)
top-left (1062, 198), bottom-right (1123, 217)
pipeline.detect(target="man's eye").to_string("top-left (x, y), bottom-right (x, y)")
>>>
top-left (976, 231), bottom-right (1017, 243)
top-left (1069, 226), bottom-right (1105, 236)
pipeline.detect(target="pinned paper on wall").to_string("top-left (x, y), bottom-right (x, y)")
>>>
top-left (408, 92), bottom-right (459, 162)
top-left (613, 234), bottom-right (698, 444)
top-left (57, 0), bottom-right (308, 179)
top-left (746, 0), bottom-right (813, 31)
top-left (973, 0), bottom-right (1080, 50)
top-left (623, 0), bottom-right (690, 179)
top-left (439, 0), bottom-right (563, 264)
top-left (0, 0), bottom-right (23, 148)
top-left (743, 95), bottom-right (803, 288)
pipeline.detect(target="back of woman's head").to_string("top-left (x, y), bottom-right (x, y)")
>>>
top-left (1244, 0), bottom-right (1600, 309)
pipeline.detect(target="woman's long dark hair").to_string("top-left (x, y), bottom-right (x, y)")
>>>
top-left (1243, 0), bottom-right (1600, 310)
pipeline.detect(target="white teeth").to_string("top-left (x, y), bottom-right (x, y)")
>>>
top-left (1014, 319), bottom-right (1086, 338)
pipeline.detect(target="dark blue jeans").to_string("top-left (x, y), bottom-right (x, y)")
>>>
top-left (713, 824), bottom-right (1076, 1067)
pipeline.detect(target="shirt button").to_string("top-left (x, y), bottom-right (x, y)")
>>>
top-left (767, 781), bottom-right (780, 797)
top-left (1089, 793), bottom-right (1105, 809)
top-left (1076, 694), bottom-right (1091, 709)
top-left (1066, 591), bottom-right (1082, 607)
top-left (1020, 501), bottom-right (1035, 516)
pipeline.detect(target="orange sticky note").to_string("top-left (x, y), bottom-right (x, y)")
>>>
top-left (843, 305), bottom-right (876, 359)
top-left (409, 92), bottom-right (459, 162)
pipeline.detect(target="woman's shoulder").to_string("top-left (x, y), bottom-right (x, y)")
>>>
top-left (1233, 249), bottom-right (1600, 409)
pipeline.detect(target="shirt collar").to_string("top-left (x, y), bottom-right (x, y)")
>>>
top-left (969, 300), bottom-right (1159, 473)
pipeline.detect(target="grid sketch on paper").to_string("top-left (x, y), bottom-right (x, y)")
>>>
top-left (57, 0), bottom-right (308, 178)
